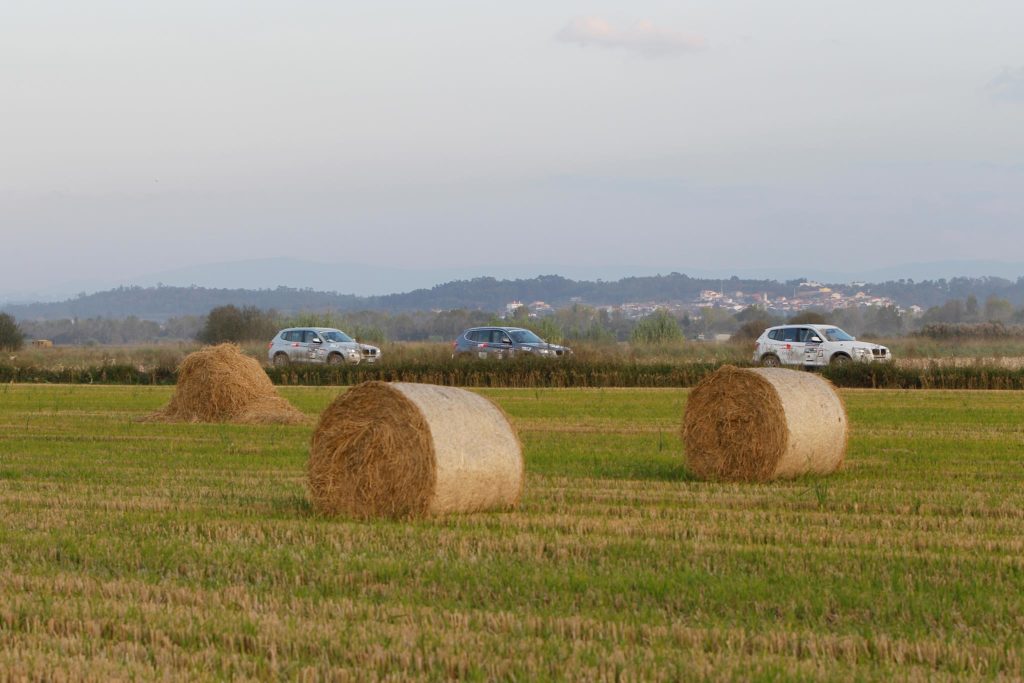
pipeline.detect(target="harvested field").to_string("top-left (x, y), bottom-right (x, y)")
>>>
top-left (1, 385), bottom-right (1023, 680)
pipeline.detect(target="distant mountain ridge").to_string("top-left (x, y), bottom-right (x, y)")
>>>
top-left (5, 273), bottom-right (1024, 322)
top-left (5, 257), bottom-right (1024, 306)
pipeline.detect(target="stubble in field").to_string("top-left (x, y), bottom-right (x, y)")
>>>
top-left (0, 384), bottom-right (1022, 680)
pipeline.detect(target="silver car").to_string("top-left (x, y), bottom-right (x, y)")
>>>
top-left (451, 326), bottom-right (572, 360)
top-left (267, 327), bottom-right (381, 367)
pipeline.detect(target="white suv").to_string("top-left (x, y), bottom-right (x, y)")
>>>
top-left (267, 327), bottom-right (381, 367)
top-left (752, 324), bottom-right (891, 368)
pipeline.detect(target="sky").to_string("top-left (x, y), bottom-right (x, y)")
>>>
top-left (2, 1), bottom-right (1023, 298)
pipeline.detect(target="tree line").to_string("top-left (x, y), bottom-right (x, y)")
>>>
top-left (11, 274), bottom-right (1024, 323)
top-left (6, 293), bottom-right (1024, 350)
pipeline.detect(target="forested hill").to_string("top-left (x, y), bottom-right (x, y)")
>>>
top-left (4, 274), bottom-right (1024, 321)
top-left (1, 275), bottom-right (771, 320)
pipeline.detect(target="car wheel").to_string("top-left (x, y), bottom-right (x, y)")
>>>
top-left (327, 353), bottom-right (344, 366)
top-left (273, 353), bottom-right (290, 368)
top-left (760, 354), bottom-right (781, 368)
top-left (830, 354), bottom-right (851, 367)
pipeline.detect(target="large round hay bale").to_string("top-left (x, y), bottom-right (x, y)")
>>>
top-left (682, 365), bottom-right (847, 481)
top-left (308, 381), bottom-right (524, 518)
top-left (146, 343), bottom-right (306, 425)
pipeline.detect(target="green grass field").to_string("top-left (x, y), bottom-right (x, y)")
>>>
top-left (1, 385), bottom-right (1022, 680)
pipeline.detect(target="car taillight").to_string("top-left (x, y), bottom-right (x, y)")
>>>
top-left (268, 342), bottom-right (273, 349)
top-left (452, 340), bottom-right (458, 349)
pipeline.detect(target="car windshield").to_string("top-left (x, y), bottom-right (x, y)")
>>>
top-left (822, 327), bottom-right (855, 342)
top-left (322, 330), bottom-right (354, 343)
top-left (509, 329), bottom-right (544, 344)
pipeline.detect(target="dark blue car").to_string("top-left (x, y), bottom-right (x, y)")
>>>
top-left (451, 327), bottom-right (572, 360)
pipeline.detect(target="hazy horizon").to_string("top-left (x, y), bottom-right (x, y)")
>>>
top-left (3, 2), bottom-right (1023, 297)
top-left (7, 256), bottom-right (1024, 306)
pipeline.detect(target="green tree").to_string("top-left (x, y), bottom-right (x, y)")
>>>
top-left (965, 295), bottom-right (980, 322)
top-left (631, 310), bottom-right (683, 345)
top-left (696, 307), bottom-right (736, 336)
top-left (533, 317), bottom-right (563, 344)
top-left (732, 318), bottom-right (774, 342)
top-left (984, 295), bottom-right (1014, 322)
top-left (861, 305), bottom-right (903, 337)
top-left (509, 304), bottom-right (531, 324)
top-left (920, 299), bottom-right (966, 324)
top-left (198, 305), bottom-right (279, 343)
top-left (731, 306), bottom-right (784, 341)
top-left (787, 310), bottom-right (827, 325)
top-left (554, 304), bottom-right (615, 343)
top-left (0, 313), bottom-right (24, 351)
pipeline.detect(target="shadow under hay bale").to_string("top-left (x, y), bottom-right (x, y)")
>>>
top-left (681, 365), bottom-right (847, 482)
top-left (308, 381), bottom-right (524, 519)
top-left (145, 343), bottom-right (307, 425)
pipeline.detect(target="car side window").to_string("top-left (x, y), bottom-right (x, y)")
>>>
top-left (303, 330), bottom-right (321, 343)
top-left (283, 331), bottom-right (299, 342)
top-left (499, 333), bottom-right (512, 345)
top-left (767, 330), bottom-right (781, 341)
top-left (802, 328), bottom-right (822, 343)
top-left (781, 328), bottom-right (799, 343)
top-left (798, 328), bottom-right (813, 342)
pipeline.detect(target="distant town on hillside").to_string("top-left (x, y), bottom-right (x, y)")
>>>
top-left (4, 272), bottom-right (1024, 322)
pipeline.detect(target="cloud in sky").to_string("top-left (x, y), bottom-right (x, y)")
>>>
top-left (556, 17), bottom-right (705, 58)
top-left (986, 67), bottom-right (1024, 102)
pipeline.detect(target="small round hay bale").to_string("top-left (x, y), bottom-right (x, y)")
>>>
top-left (682, 365), bottom-right (847, 481)
top-left (146, 343), bottom-right (306, 425)
top-left (308, 381), bottom-right (524, 518)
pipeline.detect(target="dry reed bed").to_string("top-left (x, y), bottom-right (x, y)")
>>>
top-left (897, 356), bottom-right (1024, 369)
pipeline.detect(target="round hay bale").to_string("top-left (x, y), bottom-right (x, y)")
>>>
top-left (308, 381), bottom-right (524, 518)
top-left (146, 343), bottom-right (306, 425)
top-left (682, 365), bottom-right (847, 481)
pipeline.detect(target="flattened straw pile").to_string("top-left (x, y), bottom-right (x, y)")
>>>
top-left (309, 381), bottom-right (523, 518)
top-left (682, 365), bottom-right (847, 481)
top-left (146, 343), bottom-right (306, 425)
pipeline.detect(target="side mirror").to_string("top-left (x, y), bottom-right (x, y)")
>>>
top-left (810, 336), bottom-right (822, 343)
top-left (312, 338), bottom-right (322, 344)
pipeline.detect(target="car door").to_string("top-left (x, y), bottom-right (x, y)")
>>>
top-left (492, 330), bottom-right (514, 358)
top-left (765, 329), bottom-right (786, 360)
top-left (467, 330), bottom-right (489, 359)
top-left (302, 330), bottom-right (323, 362)
top-left (802, 328), bottom-right (826, 365)
top-left (282, 331), bottom-right (305, 362)
top-left (779, 327), bottom-right (803, 364)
